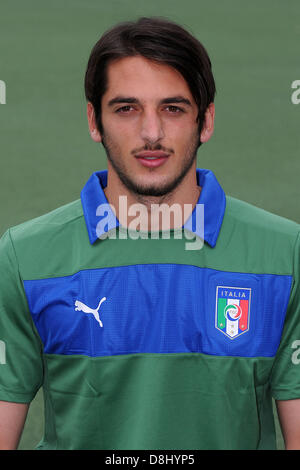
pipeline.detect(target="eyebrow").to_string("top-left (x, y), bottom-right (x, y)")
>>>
top-left (107, 96), bottom-right (192, 107)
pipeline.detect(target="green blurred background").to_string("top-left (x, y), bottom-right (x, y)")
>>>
top-left (1, 0), bottom-right (299, 450)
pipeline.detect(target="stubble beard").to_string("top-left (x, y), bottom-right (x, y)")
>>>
top-left (101, 130), bottom-right (200, 200)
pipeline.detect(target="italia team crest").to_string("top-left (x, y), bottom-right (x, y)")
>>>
top-left (215, 286), bottom-right (251, 339)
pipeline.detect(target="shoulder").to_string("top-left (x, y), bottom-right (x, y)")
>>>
top-left (5, 199), bottom-right (88, 280)
top-left (9, 199), bottom-right (84, 245)
top-left (217, 196), bottom-right (300, 275)
top-left (225, 196), bottom-right (300, 240)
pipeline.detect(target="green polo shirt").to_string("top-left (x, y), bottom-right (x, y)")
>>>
top-left (0, 169), bottom-right (300, 450)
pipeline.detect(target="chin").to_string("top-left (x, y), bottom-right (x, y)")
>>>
top-left (129, 176), bottom-right (180, 197)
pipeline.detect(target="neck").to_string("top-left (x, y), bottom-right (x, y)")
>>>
top-left (104, 166), bottom-right (201, 232)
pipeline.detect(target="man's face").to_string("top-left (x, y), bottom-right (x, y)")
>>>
top-left (93, 56), bottom-right (202, 197)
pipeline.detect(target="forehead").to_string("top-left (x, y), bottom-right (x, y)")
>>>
top-left (103, 56), bottom-right (195, 103)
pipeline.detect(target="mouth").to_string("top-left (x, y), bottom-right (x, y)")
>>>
top-left (135, 151), bottom-right (170, 168)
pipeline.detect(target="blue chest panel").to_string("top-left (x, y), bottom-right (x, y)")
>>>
top-left (24, 264), bottom-right (292, 358)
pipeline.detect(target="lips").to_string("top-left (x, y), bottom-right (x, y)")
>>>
top-left (135, 151), bottom-right (170, 168)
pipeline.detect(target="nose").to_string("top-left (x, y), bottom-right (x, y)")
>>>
top-left (140, 110), bottom-right (164, 145)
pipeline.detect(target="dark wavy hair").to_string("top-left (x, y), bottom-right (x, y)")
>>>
top-left (84, 17), bottom-right (216, 134)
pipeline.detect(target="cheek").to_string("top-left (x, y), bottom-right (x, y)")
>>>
top-left (102, 127), bottom-right (134, 158)
top-left (164, 118), bottom-right (198, 144)
top-left (104, 117), bottom-right (139, 144)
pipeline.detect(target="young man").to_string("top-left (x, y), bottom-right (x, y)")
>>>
top-left (0, 17), bottom-right (300, 450)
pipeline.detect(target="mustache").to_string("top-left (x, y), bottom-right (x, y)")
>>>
top-left (131, 144), bottom-right (174, 155)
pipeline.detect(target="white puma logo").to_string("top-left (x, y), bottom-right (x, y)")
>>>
top-left (75, 297), bottom-right (106, 327)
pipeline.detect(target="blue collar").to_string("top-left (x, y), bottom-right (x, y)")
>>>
top-left (80, 169), bottom-right (226, 247)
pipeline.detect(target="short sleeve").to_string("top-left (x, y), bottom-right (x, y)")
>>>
top-left (0, 229), bottom-right (43, 403)
top-left (271, 230), bottom-right (300, 400)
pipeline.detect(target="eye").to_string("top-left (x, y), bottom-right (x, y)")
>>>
top-left (115, 105), bottom-right (135, 114)
top-left (165, 105), bottom-right (185, 114)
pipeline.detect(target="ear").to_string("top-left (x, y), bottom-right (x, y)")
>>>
top-left (200, 103), bottom-right (215, 143)
top-left (87, 102), bottom-right (102, 143)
